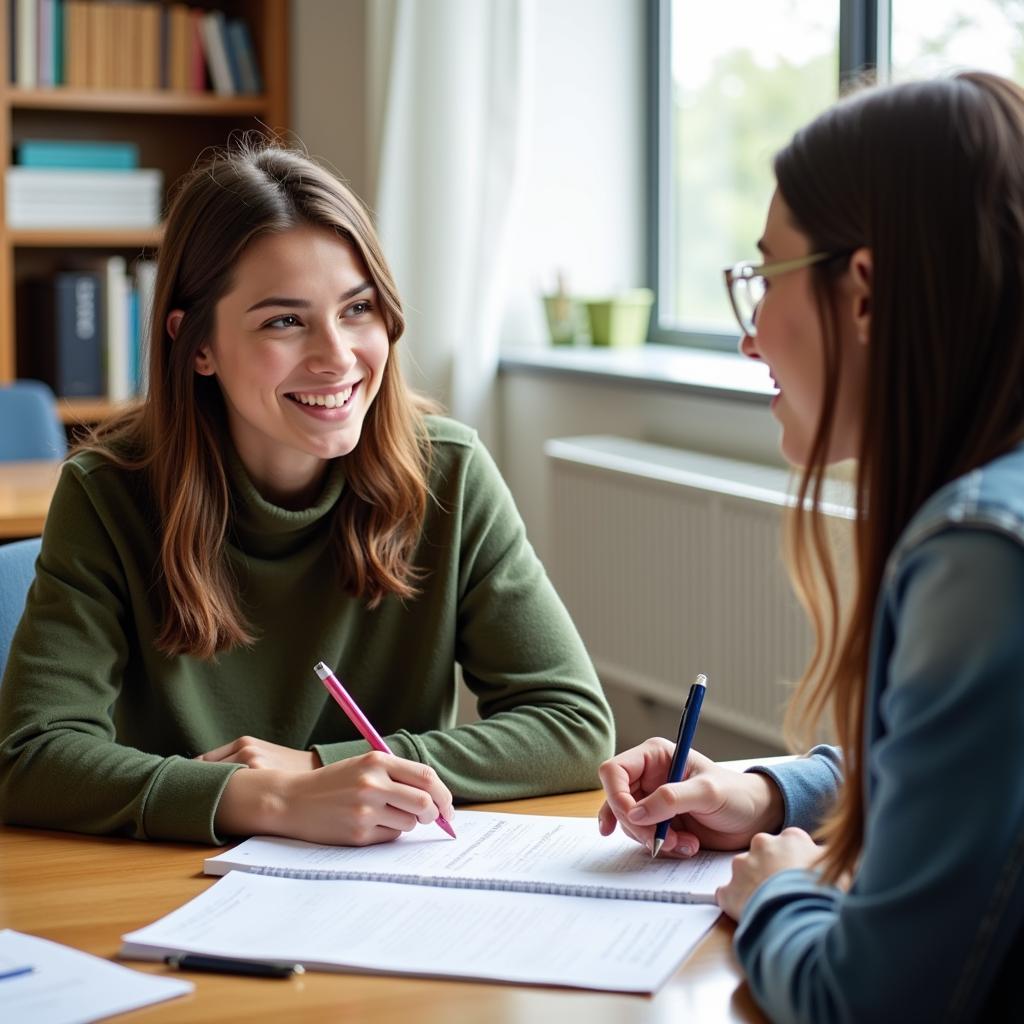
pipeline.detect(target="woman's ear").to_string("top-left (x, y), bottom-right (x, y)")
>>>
top-left (166, 309), bottom-right (184, 340)
top-left (848, 247), bottom-right (872, 345)
top-left (168, 309), bottom-right (216, 376)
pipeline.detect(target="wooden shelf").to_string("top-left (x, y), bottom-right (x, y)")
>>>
top-left (7, 87), bottom-right (269, 116)
top-left (9, 228), bottom-right (163, 249)
top-left (58, 397), bottom-right (137, 425)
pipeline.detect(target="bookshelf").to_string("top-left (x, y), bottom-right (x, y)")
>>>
top-left (0, 0), bottom-right (290, 419)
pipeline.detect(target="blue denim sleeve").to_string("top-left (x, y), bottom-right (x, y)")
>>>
top-left (747, 745), bottom-right (843, 831)
top-left (733, 528), bottom-right (1024, 1023)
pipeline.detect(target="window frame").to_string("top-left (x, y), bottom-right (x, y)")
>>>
top-left (647, 0), bottom-right (888, 349)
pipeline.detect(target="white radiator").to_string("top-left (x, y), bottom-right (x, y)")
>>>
top-left (545, 436), bottom-right (850, 746)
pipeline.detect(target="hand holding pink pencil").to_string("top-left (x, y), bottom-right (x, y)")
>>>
top-left (313, 661), bottom-right (456, 839)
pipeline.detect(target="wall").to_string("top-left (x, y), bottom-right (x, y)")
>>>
top-left (290, 0), bottom-right (372, 207)
top-left (498, 370), bottom-right (784, 562)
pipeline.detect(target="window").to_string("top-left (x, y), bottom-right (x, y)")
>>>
top-left (891, 1), bottom-right (1024, 81)
top-left (651, 0), bottom-right (1024, 349)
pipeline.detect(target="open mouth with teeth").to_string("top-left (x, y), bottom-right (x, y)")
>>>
top-left (286, 383), bottom-right (358, 410)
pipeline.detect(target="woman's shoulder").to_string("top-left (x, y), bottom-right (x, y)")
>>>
top-left (54, 442), bottom-right (152, 523)
top-left (423, 413), bottom-right (479, 450)
top-left (422, 415), bottom-right (483, 477)
top-left (62, 440), bottom-right (143, 484)
top-left (895, 443), bottom-right (1024, 559)
top-left (420, 415), bottom-right (511, 504)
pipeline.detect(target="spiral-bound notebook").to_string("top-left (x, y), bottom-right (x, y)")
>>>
top-left (122, 869), bottom-right (722, 992)
top-left (204, 809), bottom-right (733, 904)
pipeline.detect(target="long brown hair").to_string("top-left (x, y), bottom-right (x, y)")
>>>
top-left (79, 141), bottom-right (435, 658)
top-left (777, 72), bottom-right (1024, 881)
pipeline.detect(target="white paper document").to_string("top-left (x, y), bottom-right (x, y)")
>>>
top-left (122, 870), bottom-right (721, 993)
top-left (0, 929), bottom-right (192, 1024)
top-left (206, 809), bottom-right (733, 903)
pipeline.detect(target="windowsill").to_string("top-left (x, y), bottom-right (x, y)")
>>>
top-left (498, 343), bottom-right (774, 404)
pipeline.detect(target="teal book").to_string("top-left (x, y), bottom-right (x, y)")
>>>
top-left (16, 140), bottom-right (140, 170)
top-left (127, 286), bottom-right (139, 395)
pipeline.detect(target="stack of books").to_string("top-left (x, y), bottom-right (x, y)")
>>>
top-left (6, 139), bottom-right (163, 229)
top-left (11, 0), bottom-right (262, 94)
top-left (21, 256), bottom-right (158, 401)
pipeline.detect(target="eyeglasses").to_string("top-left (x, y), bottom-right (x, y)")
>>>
top-left (722, 251), bottom-right (845, 337)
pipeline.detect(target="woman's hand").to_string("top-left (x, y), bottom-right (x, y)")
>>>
top-left (215, 750), bottom-right (455, 847)
top-left (597, 738), bottom-right (785, 856)
top-left (196, 736), bottom-right (322, 771)
top-left (716, 827), bottom-right (822, 920)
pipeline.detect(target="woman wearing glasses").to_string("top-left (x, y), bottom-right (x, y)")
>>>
top-left (598, 70), bottom-right (1024, 1020)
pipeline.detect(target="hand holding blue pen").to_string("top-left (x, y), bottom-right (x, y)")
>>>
top-left (652, 673), bottom-right (707, 858)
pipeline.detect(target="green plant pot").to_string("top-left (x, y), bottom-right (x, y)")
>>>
top-left (585, 289), bottom-right (654, 347)
top-left (543, 294), bottom-right (587, 346)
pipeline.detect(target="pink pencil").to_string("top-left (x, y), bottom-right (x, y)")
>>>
top-left (313, 661), bottom-right (456, 839)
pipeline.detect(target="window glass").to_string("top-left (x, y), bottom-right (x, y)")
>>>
top-left (666, 0), bottom-right (840, 340)
top-left (891, 0), bottom-right (1024, 81)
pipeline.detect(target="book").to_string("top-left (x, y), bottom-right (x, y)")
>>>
top-left (8, 0), bottom-right (15, 84)
top-left (37, 0), bottom-right (53, 87)
top-left (188, 7), bottom-right (205, 92)
top-left (133, 258), bottom-right (157, 395)
top-left (199, 10), bottom-right (233, 95)
top-left (221, 16), bottom-right (242, 94)
top-left (227, 18), bottom-right (261, 94)
top-left (64, 0), bottom-right (85, 88)
top-left (52, 0), bottom-right (62, 85)
top-left (167, 3), bottom-right (190, 91)
top-left (113, 2), bottom-right (132, 89)
top-left (6, 166), bottom-right (163, 228)
top-left (26, 271), bottom-right (105, 398)
top-left (204, 809), bottom-right (733, 904)
top-left (139, 1), bottom-right (161, 90)
top-left (121, 871), bottom-right (722, 993)
top-left (126, 284), bottom-right (139, 392)
top-left (16, 139), bottom-right (140, 169)
top-left (16, 0), bottom-right (36, 87)
top-left (102, 255), bottom-right (131, 401)
top-left (85, 0), bottom-right (104, 89)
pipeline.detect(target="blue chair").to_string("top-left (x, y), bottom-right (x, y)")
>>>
top-left (0, 537), bottom-right (41, 681)
top-left (0, 380), bottom-right (66, 461)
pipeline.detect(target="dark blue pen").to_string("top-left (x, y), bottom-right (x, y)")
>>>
top-left (652, 673), bottom-right (707, 859)
top-left (0, 964), bottom-right (34, 981)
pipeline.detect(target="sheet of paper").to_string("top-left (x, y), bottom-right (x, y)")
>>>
top-left (123, 870), bottom-right (720, 993)
top-left (0, 929), bottom-right (192, 1024)
top-left (206, 810), bottom-right (733, 901)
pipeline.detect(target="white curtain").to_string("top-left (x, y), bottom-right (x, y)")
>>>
top-left (367, 0), bottom-right (533, 445)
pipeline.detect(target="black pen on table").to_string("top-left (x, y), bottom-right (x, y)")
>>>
top-left (651, 673), bottom-right (707, 859)
top-left (165, 954), bottom-right (304, 979)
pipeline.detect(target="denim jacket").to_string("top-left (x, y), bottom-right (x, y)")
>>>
top-left (734, 443), bottom-right (1024, 1023)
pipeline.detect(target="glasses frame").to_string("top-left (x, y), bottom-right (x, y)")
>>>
top-left (723, 251), bottom-right (840, 337)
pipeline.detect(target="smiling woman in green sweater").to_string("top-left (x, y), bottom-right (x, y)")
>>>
top-left (0, 144), bottom-right (613, 846)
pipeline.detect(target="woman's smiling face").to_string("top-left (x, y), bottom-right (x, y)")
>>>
top-left (187, 224), bottom-right (390, 505)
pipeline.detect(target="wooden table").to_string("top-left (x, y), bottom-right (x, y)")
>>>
top-left (0, 791), bottom-right (767, 1023)
top-left (0, 458), bottom-right (61, 539)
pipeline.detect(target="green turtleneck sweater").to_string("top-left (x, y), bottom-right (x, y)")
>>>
top-left (0, 417), bottom-right (613, 843)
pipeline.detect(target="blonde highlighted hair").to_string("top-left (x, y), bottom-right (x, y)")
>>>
top-left (78, 142), bottom-right (435, 658)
